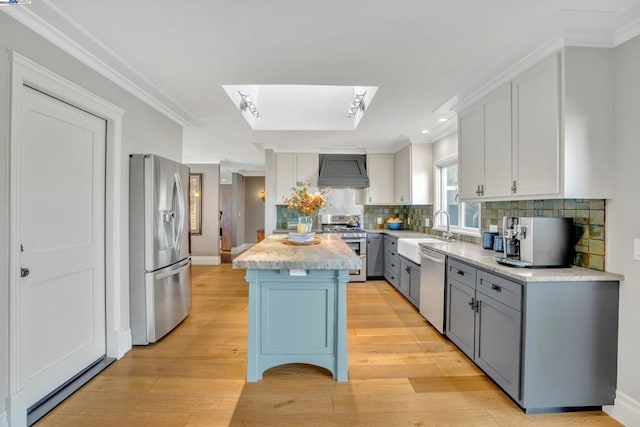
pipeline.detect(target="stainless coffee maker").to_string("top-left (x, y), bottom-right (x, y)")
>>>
top-left (497, 216), bottom-right (574, 268)
top-left (502, 216), bottom-right (522, 259)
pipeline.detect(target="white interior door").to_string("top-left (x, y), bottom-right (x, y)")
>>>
top-left (17, 85), bottom-right (107, 408)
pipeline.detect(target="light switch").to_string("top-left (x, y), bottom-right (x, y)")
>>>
top-left (490, 224), bottom-right (498, 233)
top-left (634, 239), bottom-right (640, 261)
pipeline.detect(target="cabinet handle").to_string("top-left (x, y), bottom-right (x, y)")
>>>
top-left (474, 300), bottom-right (480, 312)
top-left (479, 184), bottom-right (484, 196)
top-left (457, 270), bottom-right (465, 276)
top-left (468, 298), bottom-right (475, 308)
top-left (405, 266), bottom-right (411, 273)
top-left (491, 284), bottom-right (502, 292)
top-left (511, 180), bottom-right (517, 194)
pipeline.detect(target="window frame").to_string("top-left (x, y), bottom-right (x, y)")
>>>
top-left (434, 155), bottom-right (481, 237)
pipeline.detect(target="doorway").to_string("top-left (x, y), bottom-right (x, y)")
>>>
top-left (8, 52), bottom-right (126, 426)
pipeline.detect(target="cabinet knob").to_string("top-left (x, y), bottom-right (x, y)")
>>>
top-left (491, 284), bottom-right (502, 292)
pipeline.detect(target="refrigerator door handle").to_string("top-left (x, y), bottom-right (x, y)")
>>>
top-left (155, 258), bottom-right (191, 280)
top-left (174, 171), bottom-right (185, 254)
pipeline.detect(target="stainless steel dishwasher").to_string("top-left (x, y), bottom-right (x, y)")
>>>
top-left (419, 247), bottom-right (446, 334)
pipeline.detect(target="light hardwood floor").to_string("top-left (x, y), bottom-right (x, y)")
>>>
top-left (38, 265), bottom-right (620, 426)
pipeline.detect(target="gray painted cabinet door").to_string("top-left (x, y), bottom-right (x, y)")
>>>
top-left (408, 264), bottom-right (420, 308)
top-left (446, 279), bottom-right (476, 359)
top-left (474, 292), bottom-right (522, 401)
top-left (367, 234), bottom-right (384, 277)
top-left (399, 258), bottom-right (412, 298)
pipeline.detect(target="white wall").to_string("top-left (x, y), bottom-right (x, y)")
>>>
top-left (606, 34), bottom-right (640, 426)
top-left (231, 173), bottom-right (246, 249)
top-left (432, 131), bottom-right (457, 162)
top-left (0, 12), bottom-right (183, 420)
top-left (187, 164), bottom-right (220, 261)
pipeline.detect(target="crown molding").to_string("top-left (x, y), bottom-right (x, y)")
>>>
top-left (2, 3), bottom-right (192, 126)
top-left (451, 33), bottom-right (566, 114)
top-left (614, 15), bottom-right (640, 46)
top-left (425, 118), bottom-right (457, 143)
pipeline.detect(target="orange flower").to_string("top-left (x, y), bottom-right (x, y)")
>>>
top-left (284, 182), bottom-right (327, 216)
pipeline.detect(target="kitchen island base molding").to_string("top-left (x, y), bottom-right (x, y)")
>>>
top-left (245, 269), bottom-right (349, 382)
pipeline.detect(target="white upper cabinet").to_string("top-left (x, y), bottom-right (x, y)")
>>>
top-left (458, 104), bottom-right (485, 200)
top-left (512, 53), bottom-right (560, 197)
top-left (275, 153), bottom-right (319, 203)
top-left (394, 144), bottom-right (432, 205)
top-left (458, 47), bottom-right (613, 201)
top-left (366, 153), bottom-right (394, 204)
top-left (458, 83), bottom-right (512, 200)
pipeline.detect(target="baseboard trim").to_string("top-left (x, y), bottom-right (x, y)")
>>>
top-left (605, 390), bottom-right (640, 426)
top-left (0, 411), bottom-right (7, 427)
top-left (114, 328), bottom-right (132, 359)
top-left (231, 243), bottom-right (254, 254)
top-left (191, 256), bottom-right (221, 265)
top-left (27, 357), bottom-right (115, 426)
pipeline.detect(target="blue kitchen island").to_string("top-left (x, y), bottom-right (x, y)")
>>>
top-left (232, 234), bottom-right (361, 382)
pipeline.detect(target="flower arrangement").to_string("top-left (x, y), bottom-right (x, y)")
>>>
top-left (284, 181), bottom-right (327, 217)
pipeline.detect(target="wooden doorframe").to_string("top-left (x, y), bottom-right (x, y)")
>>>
top-left (7, 52), bottom-right (127, 425)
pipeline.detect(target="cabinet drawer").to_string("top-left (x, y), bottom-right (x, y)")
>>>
top-left (447, 258), bottom-right (476, 289)
top-left (385, 247), bottom-right (398, 262)
top-left (384, 236), bottom-right (398, 249)
top-left (386, 258), bottom-right (400, 275)
top-left (385, 270), bottom-right (399, 288)
top-left (476, 270), bottom-right (522, 311)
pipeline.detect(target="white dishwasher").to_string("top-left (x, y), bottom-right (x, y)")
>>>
top-left (419, 247), bottom-right (446, 334)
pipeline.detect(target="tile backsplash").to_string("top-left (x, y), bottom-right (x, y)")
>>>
top-left (364, 199), bottom-right (606, 271)
top-left (481, 199), bottom-right (605, 271)
top-left (278, 199), bottom-right (606, 271)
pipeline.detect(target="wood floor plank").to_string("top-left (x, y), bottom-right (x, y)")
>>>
top-left (36, 264), bottom-right (621, 426)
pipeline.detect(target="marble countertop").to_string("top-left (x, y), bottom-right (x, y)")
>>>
top-left (233, 234), bottom-right (362, 270)
top-left (364, 229), bottom-right (429, 238)
top-left (418, 239), bottom-right (623, 283)
top-left (364, 229), bottom-right (622, 283)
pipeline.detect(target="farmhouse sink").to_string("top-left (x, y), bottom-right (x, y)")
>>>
top-left (397, 238), bottom-right (443, 265)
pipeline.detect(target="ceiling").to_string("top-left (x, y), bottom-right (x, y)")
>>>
top-left (6, 0), bottom-right (640, 176)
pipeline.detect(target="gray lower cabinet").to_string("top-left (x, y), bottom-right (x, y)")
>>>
top-left (474, 272), bottom-right (522, 401)
top-left (383, 235), bottom-right (399, 288)
top-left (399, 256), bottom-right (420, 308)
top-left (446, 277), bottom-right (476, 359)
top-left (445, 256), bottom-right (619, 412)
top-left (366, 233), bottom-right (384, 277)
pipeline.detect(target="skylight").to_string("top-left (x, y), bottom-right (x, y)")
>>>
top-left (222, 85), bottom-right (378, 131)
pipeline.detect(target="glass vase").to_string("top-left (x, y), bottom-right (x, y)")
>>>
top-left (297, 216), bottom-right (313, 233)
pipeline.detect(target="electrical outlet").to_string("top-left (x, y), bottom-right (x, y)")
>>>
top-left (424, 218), bottom-right (430, 227)
top-left (634, 239), bottom-right (640, 261)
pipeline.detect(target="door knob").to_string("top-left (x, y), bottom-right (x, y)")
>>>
top-left (21, 268), bottom-right (30, 278)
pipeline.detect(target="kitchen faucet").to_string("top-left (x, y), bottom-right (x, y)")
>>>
top-left (433, 209), bottom-right (453, 240)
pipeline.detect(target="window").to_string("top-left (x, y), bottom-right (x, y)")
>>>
top-left (435, 159), bottom-right (480, 235)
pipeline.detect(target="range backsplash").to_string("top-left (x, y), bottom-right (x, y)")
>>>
top-left (363, 199), bottom-right (606, 271)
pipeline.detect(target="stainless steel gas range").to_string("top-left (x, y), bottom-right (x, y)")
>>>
top-left (321, 214), bottom-right (366, 282)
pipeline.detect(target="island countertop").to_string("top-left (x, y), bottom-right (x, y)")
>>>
top-left (233, 234), bottom-right (362, 270)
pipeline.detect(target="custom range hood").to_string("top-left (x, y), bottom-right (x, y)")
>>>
top-left (318, 154), bottom-right (370, 188)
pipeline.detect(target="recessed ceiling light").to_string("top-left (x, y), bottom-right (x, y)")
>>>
top-left (438, 118), bottom-right (448, 123)
top-left (421, 129), bottom-right (430, 134)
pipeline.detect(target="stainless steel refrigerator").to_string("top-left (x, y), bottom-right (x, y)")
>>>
top-left (129, 154), bottom-right (191, 345)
